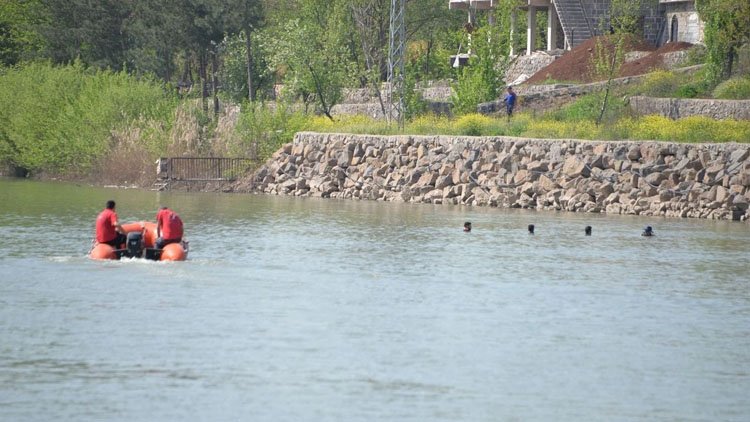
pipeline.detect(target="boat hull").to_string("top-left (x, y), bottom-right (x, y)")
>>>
top-left (90, 221), bottom-right (188, 261)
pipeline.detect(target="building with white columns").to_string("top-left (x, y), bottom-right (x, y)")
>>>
top-left (449, 1), bottom-right (703, 55)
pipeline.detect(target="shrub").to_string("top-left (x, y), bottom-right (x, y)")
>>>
top-left (684, 44), bottom-right (708, 66)
top-left (548, 92), bottom-right (628, 124)
top-left (628, 115), bottom-right (750, 143)
top-left (233, 102), bottom-right (309, 161)
top-left (0, 61), bottom-right (176, 175)
top-left (712, 77), bottom-right (750, 99)
top-left (454, 114), bottom-right (493, 136)
top-left (633, 70), bottom-right (682, 97)
top-left (407, 114), bottom-right (453, 135)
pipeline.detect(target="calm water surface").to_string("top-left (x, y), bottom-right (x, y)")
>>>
top-left (1, 178), bottom-right (749, 421)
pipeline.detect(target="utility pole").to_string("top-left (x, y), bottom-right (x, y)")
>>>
top-left (387, 0), bottom-right (406, 130)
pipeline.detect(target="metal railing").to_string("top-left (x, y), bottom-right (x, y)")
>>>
top-left (157, 157), bottom-right (255, 183)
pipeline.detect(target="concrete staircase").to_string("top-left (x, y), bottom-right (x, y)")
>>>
top-left (552, 0), bottom-right (593, 49)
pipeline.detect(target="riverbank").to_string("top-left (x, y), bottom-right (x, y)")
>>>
top-left (231, 132), bottom-right (750, 222)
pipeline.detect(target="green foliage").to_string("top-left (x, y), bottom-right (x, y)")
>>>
top-left (403, 72), bottom-right (428, 120)
top-left (696, 0), bottom-right (750, 85)
top-left (617, 115), bottom-right (750, 143)
top-left (262, 1), bottom-right (355, 120)
top-left (451, 65), bottom-right (491, 115)
top-left (685, 44), bottom-right (708, 66)
top-left (549, 92), bottom-right (628, 124)
top-left (450, 23), bottom-right (510, 115)
top-left (525, 119), bottom-right (600, 140)
top-left (233, 102), bottom-right (308, 161)
top-left (454, 114), bottom-right (490, 136)
top-left (220, 32), bottom-right (272, 102)
top-left (0, 62), bottom-right (176, 174)
top-left (633, 70), bottom-right (683, 97)
top-left (631, 70), bottom-right (709, 98)
top-left (0, 0), bottom-right (46, 66)
top-left (247, 107), bottom-right (750, 144)
top-left (712, 76), bottom-right (750, 99)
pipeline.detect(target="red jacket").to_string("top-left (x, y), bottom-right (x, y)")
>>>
top-left (156, 208), bottom-right (183, 240)
top-left (95, 208), bottom-right (118, 243)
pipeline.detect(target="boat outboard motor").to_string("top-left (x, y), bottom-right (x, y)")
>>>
top-left (125, 231), bottom-right (144, 258)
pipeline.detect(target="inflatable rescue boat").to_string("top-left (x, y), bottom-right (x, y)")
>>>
top-left (90, 221), bottom-right (189, 261)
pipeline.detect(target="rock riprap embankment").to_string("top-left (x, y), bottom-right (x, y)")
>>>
top-left (233, 132), bottom-right (750, 221)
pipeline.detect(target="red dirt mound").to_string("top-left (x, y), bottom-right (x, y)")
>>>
top-left (619, 41), bottom-right (694, 77)
top-left (525, 36), bottom-right (692, 85)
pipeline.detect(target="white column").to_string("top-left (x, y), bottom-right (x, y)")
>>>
top-left (527, 6), bottom-right (537, 55)
top-left (547, 5), bottom-right (558, 51)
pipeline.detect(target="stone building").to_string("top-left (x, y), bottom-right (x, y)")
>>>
top-left (449, 0), bottom-right (703, 55)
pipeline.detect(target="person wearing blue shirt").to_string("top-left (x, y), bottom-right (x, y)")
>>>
top-left (503, 86), bottom-right (517, 121)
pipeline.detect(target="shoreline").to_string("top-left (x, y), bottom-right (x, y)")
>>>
top-left (229, 132), bottom-right (750, 222)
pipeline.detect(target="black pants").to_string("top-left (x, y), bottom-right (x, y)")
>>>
top-left (103, 233), bottom-right (127, 249)
top-left (155, 237), bottom-right (181, 249)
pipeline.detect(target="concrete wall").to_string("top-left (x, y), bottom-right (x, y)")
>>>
top-left (232, 132), bottom-right (750, 222)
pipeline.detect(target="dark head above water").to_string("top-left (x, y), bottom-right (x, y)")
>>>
top-left (585, 226), bottom-right (592, 236)
top-left (642, 226), bottom-right (654, 237)
top-left (528, 224), bottom-right (534, 234)
top-left (106, 200), bottom-right (115, 210)
top-left (464, 221), bottom-right (472, 232)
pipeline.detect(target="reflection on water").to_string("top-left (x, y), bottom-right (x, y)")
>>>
top-left (1, 178), bottom-right (749, 421)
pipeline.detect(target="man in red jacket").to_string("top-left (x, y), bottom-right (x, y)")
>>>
top-left (155, 206), bottom-right (183, 249)
top-left (96, 200), bottom-right (126, 248)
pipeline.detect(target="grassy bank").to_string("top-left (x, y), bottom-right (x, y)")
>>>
top-left (2, 63), bottom-right (749, 185)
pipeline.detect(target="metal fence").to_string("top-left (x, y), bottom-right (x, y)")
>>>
top-left (158, 157), bottom-right (255, 182)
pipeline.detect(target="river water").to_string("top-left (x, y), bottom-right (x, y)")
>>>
top-left (1, 178), bottom-right (749, 421)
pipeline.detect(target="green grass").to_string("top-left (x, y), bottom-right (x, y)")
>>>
top-left (269, 109), bottom-right (750, 144)
top-left (712, 76), bottom-right (750, 100)
top-left (2, 62), bottom-right (748, 179)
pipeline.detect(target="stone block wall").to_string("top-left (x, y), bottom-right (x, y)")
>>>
top-left (629, 96), bottom-right (750, 120)
top-left (232, 132), bottom-right (750, 222)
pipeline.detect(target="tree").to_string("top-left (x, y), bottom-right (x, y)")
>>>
top-left (263, 0), bottom-right (355, 120)
top-left (593, 0), bottom-right (655, 125)
top-left (38, 0), bottom-right (133, 70)
top-left (0, 0), bottom-right (46, 66)
top-left (696, 0), bottom-right (750, 84)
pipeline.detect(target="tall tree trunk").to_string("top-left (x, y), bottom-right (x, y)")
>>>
top-left (200, 52), bottom-right (208, 114)
top-left (212, 49), bottom-right (220, 117)
top-left (245, 28), bottom-right (255, 101)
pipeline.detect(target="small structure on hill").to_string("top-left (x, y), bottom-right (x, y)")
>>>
top-left (449, 1), bottom-right (704, 55)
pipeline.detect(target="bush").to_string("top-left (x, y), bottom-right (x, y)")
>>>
top-left (548, 92), bottom-right (628, 124)
top-left (685, 44), bottom-right (708, 66)
top-left (633, 70), bottom-right (682, 97)
top-left (626, 115), bottom-right (750, 143)
top-left (407, 114), bottom-right (452, 135)
top-left (712, 77), bottom-right (750, 99)
top-left (233, 102), bottom-right (309, 161)
top-left (0, 61), bottom-right (176, 175)
top-left (454, 114), bottom-right (493, 136)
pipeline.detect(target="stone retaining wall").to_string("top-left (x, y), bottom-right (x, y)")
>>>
top-left (629, 96), bottom-right (750, 120)
top-left (481, 65), bottom-right (704, 115)
top-left (232, 132), bottom-right (750, 222)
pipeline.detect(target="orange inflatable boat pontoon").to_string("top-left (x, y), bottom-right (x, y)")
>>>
top-left (90, 221), bottom-right (189, 261)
